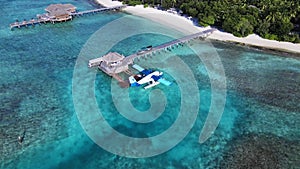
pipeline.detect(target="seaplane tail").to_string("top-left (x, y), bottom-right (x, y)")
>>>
top-left (129, 76), bottom-right (140, 87)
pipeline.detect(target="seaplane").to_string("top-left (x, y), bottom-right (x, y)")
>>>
top-left (128, 64), bottom-right (172, 89)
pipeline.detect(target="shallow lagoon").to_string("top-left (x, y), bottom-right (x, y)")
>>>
top-left (0, 0), bottom-right (299, 168)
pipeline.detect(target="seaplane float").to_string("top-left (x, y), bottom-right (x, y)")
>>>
top-left (129, 64), bottom-right (172, 89)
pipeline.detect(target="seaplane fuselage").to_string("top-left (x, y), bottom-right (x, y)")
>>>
top-left (137, 71), bottom-right (162, 85)
top-left (129, 70), bottom-right (163, 89)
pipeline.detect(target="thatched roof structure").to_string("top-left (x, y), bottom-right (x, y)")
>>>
top-left (45, 4), bottom-right (76, 17)
top-left (101, 52), bottom-right (125, 63)
top-left (88, 52), bottom-right (128, 74)
top-left (45, 4), bottom-right (76, 13)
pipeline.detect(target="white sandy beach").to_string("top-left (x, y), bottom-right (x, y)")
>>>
top-left (97, 0), bottom-right (300, 54)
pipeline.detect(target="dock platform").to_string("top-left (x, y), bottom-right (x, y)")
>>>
top-left (10, 5), bottom-right (126, 30)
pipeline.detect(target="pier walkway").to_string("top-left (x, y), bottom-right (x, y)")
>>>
top-left (88, 29), bottom-right (215, 84)
top-left (89, 29), bottom-right (215, 69)
top-left (122, 29), bottom-right (216, 66)
top-left (70, 5), bottom-right (125, 16)
top-left (10, 5), bottom-right (126, 30)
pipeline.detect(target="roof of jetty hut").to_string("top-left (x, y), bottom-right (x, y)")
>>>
top-left (101, 52), bottom-right (125, 63)
top-left (45, 4), bottom-right (76, 17)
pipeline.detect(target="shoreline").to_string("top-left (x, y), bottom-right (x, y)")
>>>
top-left (95, 0), bottom-right (300, 54)
top-left (210, 39), bottom-right (300, 58)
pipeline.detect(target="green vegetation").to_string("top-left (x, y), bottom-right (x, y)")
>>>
top-left (121, 0), bottom-right (300, 43)
top-left (122, 0), bottom-right (142, 6)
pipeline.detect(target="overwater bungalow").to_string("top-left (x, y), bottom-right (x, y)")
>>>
top-left (44, 4), bottom-right (77, 22)
top-left (10, 4), bottom-right (126, 30)
top-left (45, 4), bottom-right (77, 13)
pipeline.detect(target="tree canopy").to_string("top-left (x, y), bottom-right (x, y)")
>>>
top-left (122, 0), bottom-right (300, 43)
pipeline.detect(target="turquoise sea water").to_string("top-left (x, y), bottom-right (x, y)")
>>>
top-left (1, 0), bottom-right (300, 168)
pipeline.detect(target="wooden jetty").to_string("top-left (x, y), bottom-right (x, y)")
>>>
top-left (122, 29), bottom-right (216, 66)
top-left (10, 4), bottom-right (126, 30)
top-left (70, 6), bottom-right (125, 17)
top-left (88, 29), bottom-right (215, 84)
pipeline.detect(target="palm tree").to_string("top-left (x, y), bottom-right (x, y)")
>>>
top-left (266, 11), bottom-right (282, 22)
top-left (172, 0), bottom-right (176, 8)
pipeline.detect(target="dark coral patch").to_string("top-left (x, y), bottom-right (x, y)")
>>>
top-left (218, 134), bottom-right (300, 169)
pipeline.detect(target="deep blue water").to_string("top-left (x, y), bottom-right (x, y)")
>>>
top-left (0, 0), bottom-right (299, 169)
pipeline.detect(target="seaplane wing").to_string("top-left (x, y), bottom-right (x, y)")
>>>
top-left (158, 78), bottom-right (172, 86)
top-left (132, 64), bottom-right (145, 72)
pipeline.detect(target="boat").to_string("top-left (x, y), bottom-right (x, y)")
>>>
top-left (137, 45), bottom-right (153, 55)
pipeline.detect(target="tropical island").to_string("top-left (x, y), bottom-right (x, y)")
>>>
top-left (96, 0), bottom-right (300, 54)
top-left (1, 0), bottom-right (300, 168)
top-left (122, 0), bottom-right (300, 43)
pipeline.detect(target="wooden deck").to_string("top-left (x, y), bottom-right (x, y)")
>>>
top-left (71, 5), bottom-right (125, 16)
top-left (10, 5), bottom-right (126, 30)
top-left (121, 29), bottom-right (216, 66)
